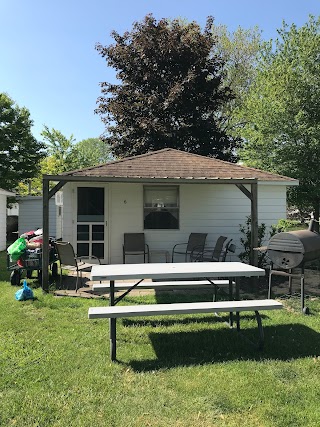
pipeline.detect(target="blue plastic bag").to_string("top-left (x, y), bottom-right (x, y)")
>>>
top-left (15, 280), bottom-right (34, 301)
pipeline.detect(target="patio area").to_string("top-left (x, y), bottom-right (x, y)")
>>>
top-left (53, 266), bottom-right (320, 300)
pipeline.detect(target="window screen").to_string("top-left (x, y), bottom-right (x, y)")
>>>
top-left (144, 186), bottom-right (179, 229)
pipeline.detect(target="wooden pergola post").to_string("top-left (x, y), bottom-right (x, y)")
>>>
top-left (236, 180), bottom-right (259, 266)
top-left (235, 181), bottom-right (259, 290)
top-left (42, 177), bottom-right (66, 292)
top-left (42, 177), bottom-right (50, 292)
top-left (251, 182), bottom-right (259, 267)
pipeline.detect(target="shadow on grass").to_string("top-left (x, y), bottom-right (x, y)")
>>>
top-left (122, 312), bottom-right (268, 328)
top-left (127, 323), bottom-right (320, 372)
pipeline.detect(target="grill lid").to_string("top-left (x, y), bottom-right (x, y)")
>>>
top-left (267, 229), bottom-right (320, 269)
top-left (268, 231), bottom-right (306, 253)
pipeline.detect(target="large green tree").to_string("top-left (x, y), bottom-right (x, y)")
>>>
top-left (69, 137), bottom-right (113, 170)
top-left (0, 93), bottom-right (45, 191)
top-left (41, 125), bottom-right (75, 173)
top-left (211, 24), bottom-right (263, 136)
top-left (239, 16), bottom-right (320, 217)
top-left (96, 15), bottom-right (241, 161)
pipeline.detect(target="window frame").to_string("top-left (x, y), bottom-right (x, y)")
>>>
top-left (143, 185), bottom-right (180, 230)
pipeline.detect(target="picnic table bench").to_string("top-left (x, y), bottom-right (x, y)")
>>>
top-left (89, 298), bottom-right (282, 353)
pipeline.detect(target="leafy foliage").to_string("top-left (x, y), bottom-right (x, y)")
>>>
top-left (238, 216), bottom-right (275, 268)
top-left (96, 15), bottom-right (241, 161)
top-left (273, 218), bottom-right (304, 232)
top-left (212, 24), bottom-right (263, 136)
top-left (239, 16), bottom-right (320, 215)
top-left (0, 93), bottom-right (45, 191)
top-left (239, 217), bottom-right (306, 267)
top-left (18, 156), bottom-right (62, 195)
top-left (18, 130), bottom-right (112, 195)
top-left (41, 126), bottom-right (75, 172)
top-left (68, 137), bottom-right (113, 170)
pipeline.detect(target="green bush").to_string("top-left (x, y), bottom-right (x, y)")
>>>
top-left (272, 218), bottom-right (304, 232)
top-left (239, 217), bottom-right (306, 268)
top-left (238, 216), bottom-right (275, 268)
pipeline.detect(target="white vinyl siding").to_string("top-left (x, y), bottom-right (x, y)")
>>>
top-left (61, 182), bottom-right (288, 264)
top-left (59, 184), bottom-right (74, 244)
top-left (18, 197), bottom-right (57, 237)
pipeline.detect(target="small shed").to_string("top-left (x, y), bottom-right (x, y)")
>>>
top-left (18, 196), bottom-right (57, 237)
top-left (0, 188), bottom-right (15, 251)
top-left (41, 149), bottom-right (299, 289)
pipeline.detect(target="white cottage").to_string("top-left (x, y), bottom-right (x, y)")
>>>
top-left (0, 188), bottom-right (15, 251)
top-left (42, 149), bottom-right (298, 266)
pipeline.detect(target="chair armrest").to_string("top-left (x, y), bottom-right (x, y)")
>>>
top-left (172, 242), bottom-right (188, 252)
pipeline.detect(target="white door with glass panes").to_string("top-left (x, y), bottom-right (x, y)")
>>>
top-left (76, 187), bottom-right (108, 263)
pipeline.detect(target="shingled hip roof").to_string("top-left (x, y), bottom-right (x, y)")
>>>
top-left (61, 148), bottom-right (298, 184)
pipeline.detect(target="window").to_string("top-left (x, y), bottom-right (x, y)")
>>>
top-left (144, 186), bottom-right (179, 229)
top-left (77, 187), bottom-right (104, 222)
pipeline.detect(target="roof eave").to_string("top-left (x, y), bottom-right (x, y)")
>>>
top-left (43, 175), bottom-right (261, 185)
top-left (258, 180), bottom-right (299, 186)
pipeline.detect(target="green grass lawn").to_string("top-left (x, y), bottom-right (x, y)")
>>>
top-left (1, 251), bottom-right (320, 427)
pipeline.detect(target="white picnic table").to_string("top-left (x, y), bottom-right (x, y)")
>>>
top-left (90, 261), bottom-right (265, 281)
top-left (90, 262), bottom-right (266, 361)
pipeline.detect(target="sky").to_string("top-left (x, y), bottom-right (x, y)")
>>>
top-left (1, 0), bottom-right (319, 144)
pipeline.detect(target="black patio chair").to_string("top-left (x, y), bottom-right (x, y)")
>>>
top-left (55, 241), bottom-right (101, 292)
top-left (172, 233), bottom-right (207, 262)
top-left (123, 233), bottom-right (150, 264)
top-left (190, 236), bottom-right (228, 262)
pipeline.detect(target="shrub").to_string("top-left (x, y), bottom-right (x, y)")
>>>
top-left (272, 218), bottom-right (303, 232)
top-left (238, 216), bottom-right (275, 268)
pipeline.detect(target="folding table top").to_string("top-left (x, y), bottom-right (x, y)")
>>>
top-left (90, 262), bottom-right (265, 281)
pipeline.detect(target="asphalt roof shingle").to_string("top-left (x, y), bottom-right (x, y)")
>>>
top-left (62, 148), bottom-right (297, 183)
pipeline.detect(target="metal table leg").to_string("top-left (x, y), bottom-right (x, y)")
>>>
top-left (229, 278), bottom-right (233, 327)
top-left (109, 280), bottom-right (117, 361)
top-left (268, 264), bottom-right (273, 299)
top-left (301, 267), bottom-right (305, 313)
top-left (288, 268), bottom-right (293, 294)
top-left (110, 318), bottom-right (116, 361)
top-left (301, 265), bottom-right (309, 314)
top-left (235, 277), bottom-right (240, 331)
top-left (255, 310), bottom-right (264, 350)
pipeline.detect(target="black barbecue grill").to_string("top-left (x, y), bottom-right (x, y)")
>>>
top-left (267, 222), bottom-right (320, 314)
top-left (267, 229), bottom-right (320, 270)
